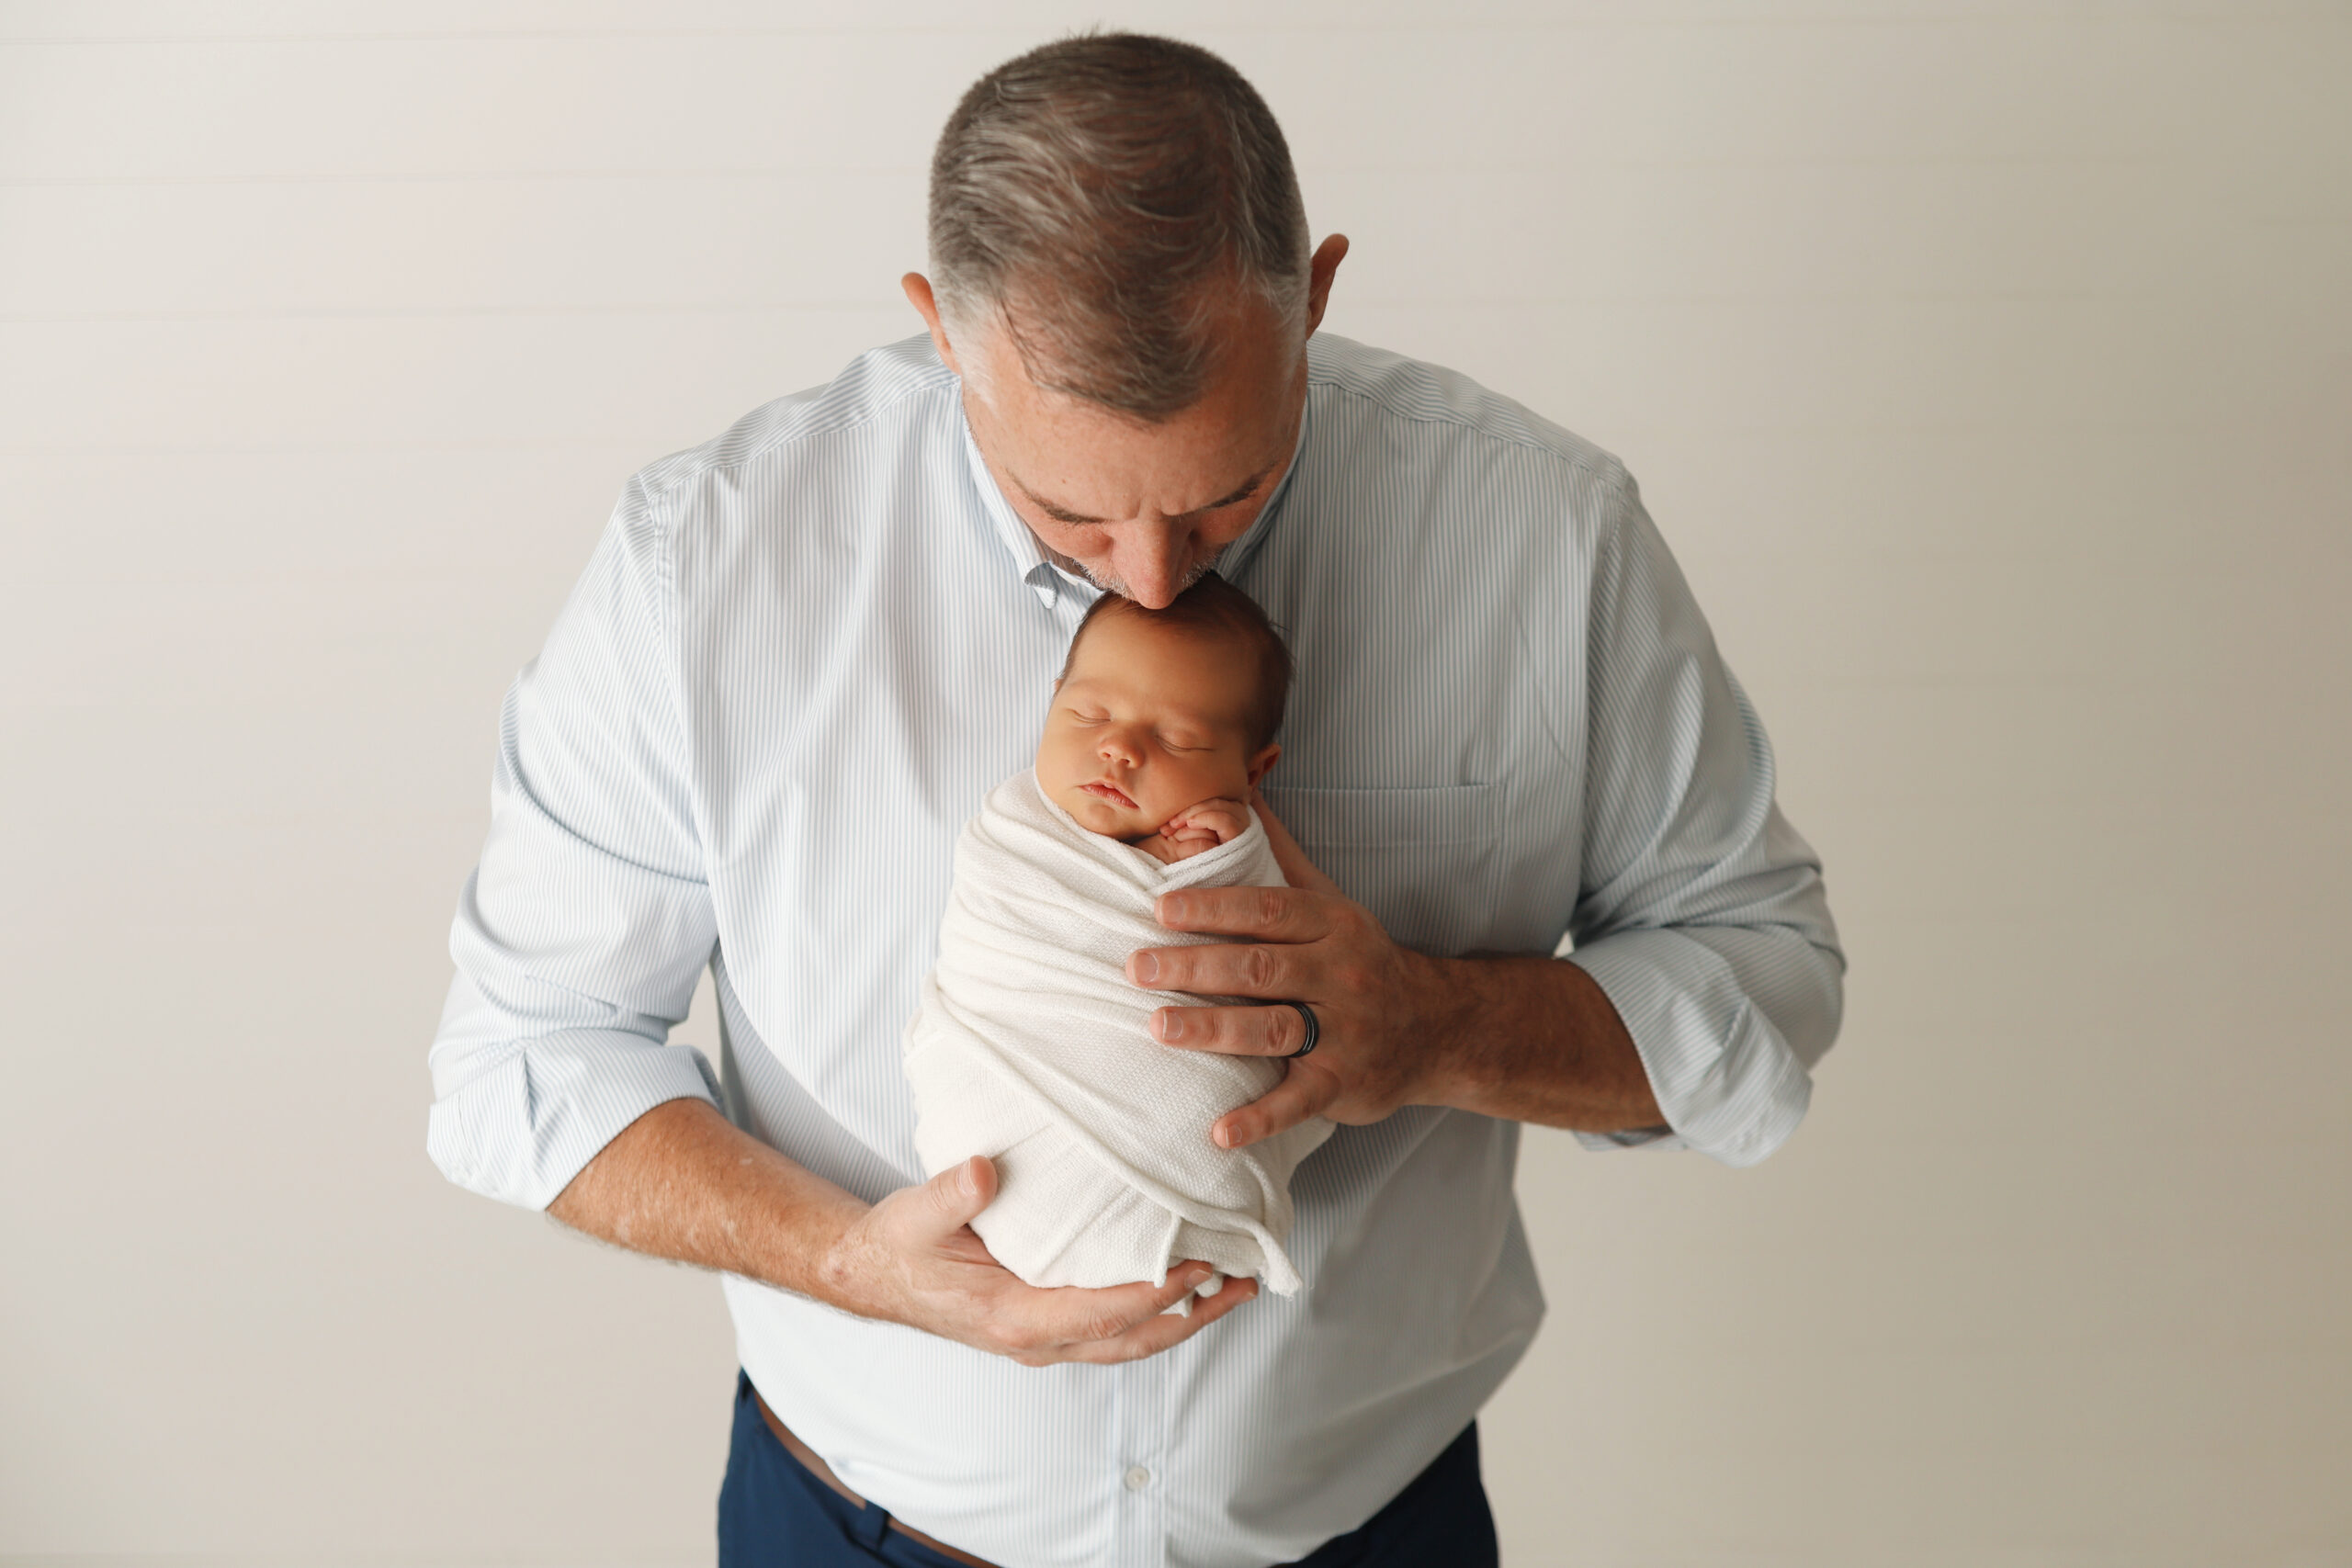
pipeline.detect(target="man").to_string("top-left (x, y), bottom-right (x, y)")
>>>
top-left (428, 32), bottom-right (1842, 1568)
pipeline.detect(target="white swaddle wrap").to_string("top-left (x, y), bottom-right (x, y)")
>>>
top-left (904, 769), bottom-right (1334, 1296)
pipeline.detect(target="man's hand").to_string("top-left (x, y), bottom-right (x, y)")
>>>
top-left (1125, 791), bottom-right (1456, 1149)
top-left (820, 1155), bottom-right (1256, 1366)
top-left (1126, 790), bottom-right (1665, 1148)
top-left (548, 1100), bottom-right (1255, 1367)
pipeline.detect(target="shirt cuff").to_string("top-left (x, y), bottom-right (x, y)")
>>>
top-left (426, 1030), bottom-right (719, 1210)
top-left (1560, 930), bottom-right (1813, 1168)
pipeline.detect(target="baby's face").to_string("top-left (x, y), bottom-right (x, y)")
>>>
top-left (1036, 611), bottom-right (1275, 841)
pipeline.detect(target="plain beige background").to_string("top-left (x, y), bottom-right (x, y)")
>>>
top-left (3, 3), bottom-right (2346, 1565)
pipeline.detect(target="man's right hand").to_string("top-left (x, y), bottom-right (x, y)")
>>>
top-left (820, 1154), bottom-right (1257, 1366)
top-left (548, 1100), bottom-right (1253, 1365)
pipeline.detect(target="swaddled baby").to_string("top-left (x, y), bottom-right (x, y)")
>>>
top-left (902, 574), bottom-right (1334, 1304)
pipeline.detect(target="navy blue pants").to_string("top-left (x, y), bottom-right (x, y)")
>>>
top-left (718, 1372), bottom-right (1498, 1566)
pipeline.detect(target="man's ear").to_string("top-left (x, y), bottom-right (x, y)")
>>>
top-left (1245, 742), bottom-right (1281, 788)
top-left (1303, 235), bottom-right (1349, 336)
top-left (901, 272), bottom-right (959, 375)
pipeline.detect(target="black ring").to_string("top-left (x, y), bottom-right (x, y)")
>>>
top-left (1283, 1001), bottom-right (1320, 1059)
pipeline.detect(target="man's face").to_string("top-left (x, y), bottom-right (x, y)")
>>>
top-left (939, 293), bottom-right (1307, 611)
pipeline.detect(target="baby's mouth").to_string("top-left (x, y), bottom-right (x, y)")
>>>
top-left (1080, 780), bottom-right (1138, 809)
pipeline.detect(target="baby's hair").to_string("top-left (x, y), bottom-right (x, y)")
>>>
top-left (1061, 573), bottom-right (1293, 750)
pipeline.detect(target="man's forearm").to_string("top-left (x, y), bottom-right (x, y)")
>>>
top-left (547, 1097), bottom-right (869, 1298)
top-left (1421, 954), bottom-right (1664, 1132)
top-left (544, 1095), bottom-right (1262, 1365)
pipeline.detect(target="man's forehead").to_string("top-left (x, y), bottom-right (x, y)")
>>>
top-left (962, 312), bottom-right (1301, 520)
top-left (1009, 453), bottom-right (1280, 525)
top-left (986, 396), bottom-right (1295, 520)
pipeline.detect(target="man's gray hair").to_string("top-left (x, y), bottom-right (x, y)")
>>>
top-left (928, 32), bottom-right (1312, 422)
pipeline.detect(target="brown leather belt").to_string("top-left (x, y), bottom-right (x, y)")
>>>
top-left (752, 1386), bottom-right (1002, 1567)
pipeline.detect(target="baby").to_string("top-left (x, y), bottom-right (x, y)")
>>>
top-left (901, 574), bottom-right (1334, 1303)
top-left (1035, 575), bottom-right (1283, 866)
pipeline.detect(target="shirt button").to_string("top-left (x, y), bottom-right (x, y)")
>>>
top-left (1123, 1465), bottom-right (1153, 1492)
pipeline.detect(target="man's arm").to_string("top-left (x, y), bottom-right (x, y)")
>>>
top-left (1127, 466), bottom-right (1842, 1165)
top-left (547, 1099), bottom-right (1253, 1366)
top-left (1125, 824), bottom-right (1668, 1149)
top-left (432, 477), bottom-right (1250, 1366)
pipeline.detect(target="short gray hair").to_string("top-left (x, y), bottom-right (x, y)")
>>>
top-left (928, 32), bottom-right (1312, 422)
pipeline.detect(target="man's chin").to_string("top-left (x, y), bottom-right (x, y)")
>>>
top-left (1065, 550), bottom-right (1224, 604)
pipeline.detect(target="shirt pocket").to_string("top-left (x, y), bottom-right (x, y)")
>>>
top-left (1259, 783), bottom-right (1501, 956)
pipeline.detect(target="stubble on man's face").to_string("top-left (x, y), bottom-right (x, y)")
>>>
top-left (952, 296), bottom-right (1306, 610)
top-left (1038, 539), bottom-right (1220, 604)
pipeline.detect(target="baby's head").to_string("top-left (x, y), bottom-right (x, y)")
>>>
top-left (1036, 573), bottom-right (1291, 841)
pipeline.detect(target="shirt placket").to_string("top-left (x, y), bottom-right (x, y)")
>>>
top-left (1111, 1356), bottom-right (1171, 1568)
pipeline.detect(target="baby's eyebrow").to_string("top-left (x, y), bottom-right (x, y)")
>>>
top-left (1012, 464), bottom-right (1273, 526)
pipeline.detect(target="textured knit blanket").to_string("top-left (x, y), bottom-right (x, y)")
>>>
top-left (903, 769), bottom-right (1334, 1297)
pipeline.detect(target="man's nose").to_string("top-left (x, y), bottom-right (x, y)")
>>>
top-left (1116, 526), bottom-right (1193, 610)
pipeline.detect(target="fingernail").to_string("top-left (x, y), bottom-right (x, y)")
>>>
top-left (1129, 951), bottom-right (1159, 984)
top-left (1160, 893), bottom-right (1189, 923)
top-left (1212, 1122), bottom-right (1232, 1149)
top-left (1156, 1008), bottom-right (1183, 1042)
top-left (958, 1160), bottom-right (979, 1197)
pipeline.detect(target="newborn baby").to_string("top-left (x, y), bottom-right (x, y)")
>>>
top-left (902, 574), bottom-right (1334, 1303)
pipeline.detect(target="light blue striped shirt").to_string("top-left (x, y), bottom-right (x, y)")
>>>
top-left (427, 331), bottom-right (1843, 1568)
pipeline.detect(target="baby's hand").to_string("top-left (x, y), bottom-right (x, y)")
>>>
top-left (1155, 799), bottom-right (1251, 857)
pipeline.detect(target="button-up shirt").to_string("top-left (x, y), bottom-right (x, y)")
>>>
top-left (427, 331), bottom-right (1844, 1568)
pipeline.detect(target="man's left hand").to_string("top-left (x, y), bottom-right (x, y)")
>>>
top-left (1125, 788), bottom-right (1462, 1150)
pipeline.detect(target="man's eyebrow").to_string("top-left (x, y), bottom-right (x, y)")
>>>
top-left (1010, 464), bottom-right (1275, 526)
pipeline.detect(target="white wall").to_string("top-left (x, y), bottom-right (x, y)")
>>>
top-left (4, 4), bottom-right (2346, 1565)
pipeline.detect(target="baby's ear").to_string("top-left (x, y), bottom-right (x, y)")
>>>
top-left (1245, 742), bottom-right (1281, 787)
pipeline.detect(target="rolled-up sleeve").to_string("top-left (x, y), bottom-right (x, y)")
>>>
top-left (427, 475), bottom-right (721, 1210)
top-left (1558, 468), bottom-right (1845, 1168)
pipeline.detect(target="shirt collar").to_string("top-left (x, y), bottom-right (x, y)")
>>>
top-left (956, 391), bottom-right (1312, 612)
top-left (959, 413), bottom-right (1089, 611)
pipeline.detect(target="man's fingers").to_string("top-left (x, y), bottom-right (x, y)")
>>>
top-left (1150, 1003), bottom-right (1310, 1056)
top-left (908, 1156), bottom-right (996, 1238)
top-left (1057, 1274), bottom-right (1261, 1365)
top-left (1148, 883), bottom-right (1330, 944)
top-left (1128, 927), bottom-right (1315, 998)
top-left (876, 1177), bottom-right (1268, 1366)
top-left (1213, 1064), bottom-right (1341, 1151)
top-left (1034, 1261), bottom-right (1220, 1344)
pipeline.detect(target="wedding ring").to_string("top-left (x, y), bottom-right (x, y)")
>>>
top-left (1283, 1001), bottom-right (1320, 1059)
